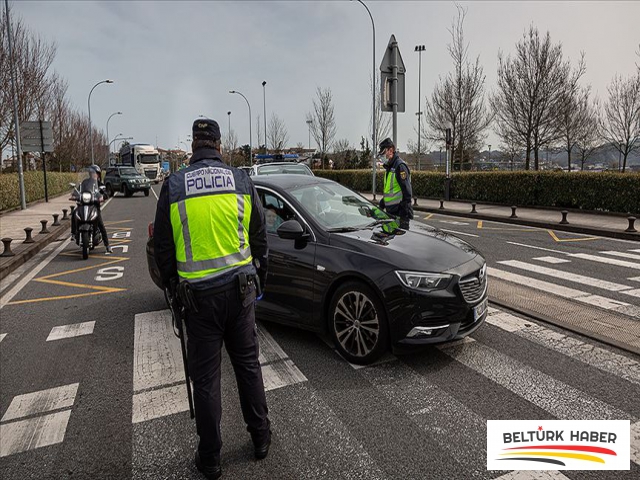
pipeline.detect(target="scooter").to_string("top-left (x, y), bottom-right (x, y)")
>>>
top-left (70, 181), bottom-right (105, 260)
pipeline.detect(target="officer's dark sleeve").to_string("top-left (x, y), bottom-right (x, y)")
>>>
top-left (153, 181), bottom-right (177, 288)
top-left (396, 164), bottom-right (413, 218)
top-left (248, 184), bottom-right (269, 287)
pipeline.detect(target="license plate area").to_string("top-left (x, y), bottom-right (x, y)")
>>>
top-left (473, 298), bottom-right (488, 321)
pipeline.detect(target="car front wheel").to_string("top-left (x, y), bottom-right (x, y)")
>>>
top-left (329, 281), bottom-right (388, 365)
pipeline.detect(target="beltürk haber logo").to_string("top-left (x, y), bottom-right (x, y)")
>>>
top-left (487, 420), bottom-right (630, 470)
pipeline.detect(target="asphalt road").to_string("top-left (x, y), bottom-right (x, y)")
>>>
top-left (0, 183), bottom-right (638, 479)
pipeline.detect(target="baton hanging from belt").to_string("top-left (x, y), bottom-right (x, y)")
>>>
top-left (165, 287), bottom-right (195, 419)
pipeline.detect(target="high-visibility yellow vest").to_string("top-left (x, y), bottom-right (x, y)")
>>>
top-left (384, 169), bottom-right (403, 206)
top-left (170, 168), bottom-right (253, 283)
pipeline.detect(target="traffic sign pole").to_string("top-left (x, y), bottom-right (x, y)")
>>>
top-left (391, 39), bottom-right (398, 146)
top-left (40, 120), bottom-right (48, 202)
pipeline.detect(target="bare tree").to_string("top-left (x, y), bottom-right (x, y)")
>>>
top-left (575, 97), bottom-right (601, 170)
top-left (423, 5), bottom-right (492, 171)
top-left (267, 114), bottom-right (288, 152)
top-left (600, 73), bottom-right (640, 172)
top-left (556, 85), bottom-right (593, 171)
top-left (492, 26), bottom-right (585, 170)
top-left (223, 128), bottom-right (238, 161)
top-left (307, 87), bottom-right (337, 169)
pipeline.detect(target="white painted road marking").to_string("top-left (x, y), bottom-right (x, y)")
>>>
top-left (1, 383), bottom-right (79, 422)
top-left (488, 267), bottom-right (640, 318)
top-left (486, 310), bottom-right (640, 386)
top-left (0, 410), bottom-right (72, 457)
top-left (132, 384), bottom-right (189, 424)
top-left (601, 250), bottom-right (640, 261)
top-left (498, 259), bottom-right (634, 292)
top-left (258, 324), bottom-right (307, 391)
top-left (440, 228), bottom-right (479, 238)
top-left (0, 239), bottom-right (70, 310)
top-left (439, 220), bottom-right (470, 225)
top-left (0, 333), bottom-right (6, 343)
top-left (95, 266), bottom-right (125, 281)
top-left (569, 253), bottom-right (640, 270)
top-left (494, 471), bottom-right (571, 480)
top-left (506, 242), bottom-right (565, 254)
top-left (151, 186), bottom-right (159, 201)
top-left (46, 322), bottom-right (95, 342)
top-left (632, 421), bottom-right (640, 464)
top-left (532, 256), bottom-right (570, 264)
top-left (630, 276), bottom-right (640, 283)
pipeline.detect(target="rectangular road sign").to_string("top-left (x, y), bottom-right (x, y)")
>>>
top-left (20, 121), bottom-right (54, 152)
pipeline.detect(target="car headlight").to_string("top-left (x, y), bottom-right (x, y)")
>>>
top-left (395, 270), bottom-right (452, 291)
top-left (81, 192), bottom-right (92, 203)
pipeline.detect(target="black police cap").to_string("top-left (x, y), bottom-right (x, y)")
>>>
top-left (192, 118), bottom-right (221, 142)
top-left (378, 137), bottom-right (395, 155)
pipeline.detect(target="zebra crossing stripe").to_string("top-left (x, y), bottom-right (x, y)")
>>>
top-left (600, 251), bottom-right (640, 261)
top-left (488, 268), bottom-right (640, 318)
top-left (0, 410), bottom-right (72, 457)
top-left (629, 276), bottom-right (640, 283)
top-left (437, 339), bottom-right (633, 421)
top-left (46, 321), bottom-right (96, 341)
top-left (1, 383), bottom-right (79, 422)
top-left (486, 310), bottom-right (640, 386)
top-left (632, 421), bottom-right (640, 464)
top-left (568, 253), bottom-right (640, 270)
top-left (532, 256), bottom-right (571, 264)
top-left (132, 384), bottom-right (189, 424)
top-left (258, 323), bottom-right (307, 391)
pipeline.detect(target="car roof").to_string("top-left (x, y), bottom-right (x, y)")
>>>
top-left (251, 174), bottom-right (331, 189)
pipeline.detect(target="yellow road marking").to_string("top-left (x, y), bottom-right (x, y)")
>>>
top-left (8, 289), bottom-right (125, 305)
top-left (39, 257), bottom-right (128, 279)
top-left (423, 213), bottom-right (433, 220)
top-left (477, 221), bottom-right (483, 229)
top-left (547, 230), bottom-right (599, 242)
top-left (477, 220), bottom-right (536, 232)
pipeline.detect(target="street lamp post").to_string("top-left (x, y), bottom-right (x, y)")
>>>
top-left (488, 144), bottom-right (491, 169)
top-left (306, 119), bottom-right (312, 150)
top-left (415, 45), bottom-right (425, 171)
top-left (227, 111), bottom-right (231, 137)
top-left (106, 111), bottom-right (122, 159)
top-left (88, 79), bottom-right (114, 165)
top-left (262, 81), bottom-right (267, 153)
top-left (229, 90), bottom-right (253, 165)
top-left (354, 0), bottom-right (377, 199)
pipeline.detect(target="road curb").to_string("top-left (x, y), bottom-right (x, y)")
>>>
top-left (0, 220), bottom-right (70, 281)
top-left (414, 205), bottom-right (640, 241)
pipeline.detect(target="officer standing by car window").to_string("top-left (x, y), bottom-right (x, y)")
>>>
top-left (377, 137), bottom-right (413, 226)
top-left (153, 118), bottom-right (271, 480)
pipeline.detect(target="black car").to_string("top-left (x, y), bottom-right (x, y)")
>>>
top-left (147, 175), bottom-right (487, 365)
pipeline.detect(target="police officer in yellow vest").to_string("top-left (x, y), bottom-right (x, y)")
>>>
top-left (153, 118), bottom-right (270, 480)
top-left (378, 137), bottom-right (413, 224)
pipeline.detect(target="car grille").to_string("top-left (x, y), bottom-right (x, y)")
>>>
top-left (458, 267), bottom-right (487, 304)
top-left (144, 170), bottom-right (156, 179)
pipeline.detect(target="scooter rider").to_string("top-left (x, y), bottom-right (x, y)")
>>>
top-left (71, 165), bottom-right (112, 254)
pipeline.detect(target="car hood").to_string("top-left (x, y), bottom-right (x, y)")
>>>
top-left (329, 220), bottom-right (482, 272)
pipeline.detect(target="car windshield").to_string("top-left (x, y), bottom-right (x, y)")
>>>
top-left (291, 182), bottom-right (391, 230)
top-left (139, 154), bottom-right (159, 164)
top-left (257, 164), bottom-right (312, 176)
top-left (119, 167), bottom-right (138, 176)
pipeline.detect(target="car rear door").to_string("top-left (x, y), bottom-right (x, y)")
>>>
top-left (256, 187), bottom-right (318, 329)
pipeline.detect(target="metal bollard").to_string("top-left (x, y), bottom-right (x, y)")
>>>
top-left (52, 214), bottom-right (60, 226)
top-left (471, 203), bottom-right (477, 214)
top-left (1, 238), bottom-right (15, 257)
top-left (510, 206), bottom-right (518, 219)
top-left (560, 210), bottom-right (569, 225)
top-left (40, 220), bottom-right (50, 234)
top-left (626, 216), bottom-right (637, 233)
top-left (413, 196), bottom-right (418, 206)
top-left (24, 227), bottom-right (35, 244)
top-left (70, 205), bottom-right (75, 216)
top-left (439, 199), bottom-right (445, 210)
top-left (62, 209), bottom-right (68, 220)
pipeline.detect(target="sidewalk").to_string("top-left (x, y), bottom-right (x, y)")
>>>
top-left (0, 192), bottom-right (73, 280)
top-left (360, 194), bottom-right (640, 241)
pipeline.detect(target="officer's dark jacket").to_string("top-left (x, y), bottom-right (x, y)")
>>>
top-left (153, 148), bottom-right (268, 290)
top-left (384, 153), bottom-right (413, 220)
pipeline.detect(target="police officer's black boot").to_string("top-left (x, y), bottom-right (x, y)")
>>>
top-left (251, 420), bottom-right (272, 460)
top-left (195, 451), bottom-right (221, 480)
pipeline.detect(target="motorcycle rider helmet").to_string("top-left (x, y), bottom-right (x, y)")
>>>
top-left (88, 164), bottom-right (101, 175)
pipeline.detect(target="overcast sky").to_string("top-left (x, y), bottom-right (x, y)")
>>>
top-left (11, 0), bottom-right (640, 154)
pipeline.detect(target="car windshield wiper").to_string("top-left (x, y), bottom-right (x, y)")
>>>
top-left (366, 219), bottom-right (396, 228)
top-left (326, 226), bottom-right (362, 233)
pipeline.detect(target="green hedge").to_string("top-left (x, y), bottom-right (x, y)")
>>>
top-left (0, 172), bottom-right (79, 211)
top-left (315, 170), bottom-right (640, 214)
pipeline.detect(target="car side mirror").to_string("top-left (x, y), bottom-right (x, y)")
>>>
top-left (69, 182), bottom-right (76, 188)
top-left (276, 219), bottom-right (307, 240)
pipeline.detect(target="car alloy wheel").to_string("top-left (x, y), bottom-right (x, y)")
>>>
top-left (329, 281), bottom-right (388, 365)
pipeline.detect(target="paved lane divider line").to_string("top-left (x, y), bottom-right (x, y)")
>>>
top-left (46, 321), bottom-right (96, 342)
top-left (440, 228), bottom-right (479, 238)
top-left (506, 241), bottom-right (565, 255)
top-left (151, 186), bottom-right (159, 201)
top-left (0, 239), bottom-right (70, 310)
top-left (485, 309), bottom-right (640, 386)
top-left (0, 383), bottom-right (79, 457)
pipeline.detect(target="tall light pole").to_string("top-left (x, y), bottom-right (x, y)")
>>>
top-left (227, 111), bottom-right (231, 137)
top-left (354, 0), bottom-right (377, 199)
top-left (488, 144), bottom-right (491, 169)
top-left (415, 45), bottom-right (425, 171)
top-left (229, 90), bottom-right (252, 165)
top-left (262, 81), bottom-right (267, 153)
top-left (306, 119), bottom-right (312, 149)
top-left (88, 79), bottom-right (113, 165)
top-left (5, 0), bottom-right (26, 208)
top-left (106, 111), bottom-right (122, 158)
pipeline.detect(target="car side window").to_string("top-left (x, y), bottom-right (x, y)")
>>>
top-left (259, 191), bottom-right (296, 234)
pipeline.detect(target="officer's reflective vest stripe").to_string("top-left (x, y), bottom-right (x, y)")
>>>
top-left (170, 192), bottom-right (252, 282)
top-left (383, 168), bottom-right (403, 206)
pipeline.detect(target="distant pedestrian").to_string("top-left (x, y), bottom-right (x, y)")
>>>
top-left (153, 118), bottom-right (271, 480)
top-left (377, 137), bottom-right (413, 224)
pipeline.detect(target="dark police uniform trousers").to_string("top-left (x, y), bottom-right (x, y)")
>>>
top-left (186, 279), bottom-right (269, 463)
